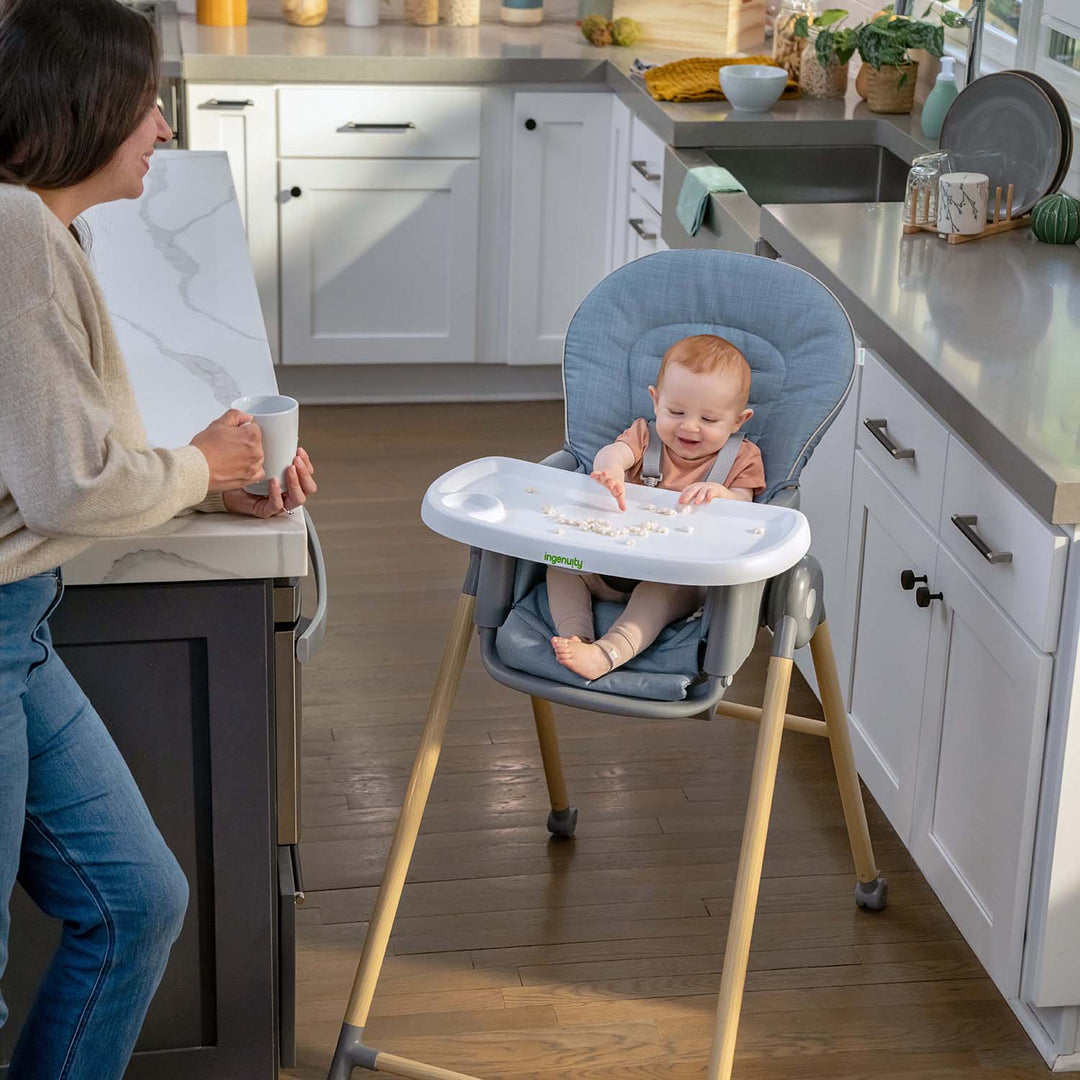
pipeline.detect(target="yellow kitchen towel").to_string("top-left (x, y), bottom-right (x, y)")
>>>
top-left (644, 56), bottom-right (800, 103)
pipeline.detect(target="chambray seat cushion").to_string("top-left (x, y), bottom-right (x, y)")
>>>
top-left (494, 250), bottom-right (856, 699)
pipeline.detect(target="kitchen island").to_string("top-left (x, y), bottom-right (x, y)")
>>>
top-left (0, 152), bottom-right (313, 1080)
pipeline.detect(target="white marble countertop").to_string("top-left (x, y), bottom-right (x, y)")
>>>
top-left (62, 150), bottom-right (308, 585)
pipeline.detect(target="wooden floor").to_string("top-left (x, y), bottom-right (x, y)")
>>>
top-left (282, 402), bottom-right (1050, 1080)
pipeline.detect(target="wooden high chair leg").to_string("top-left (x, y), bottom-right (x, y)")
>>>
top-left (330, 593), bottom-right (479, 1080)
top-left (708, 650), bottom-right (793, 1080)
top-left (810, 620), bottom-right (885, 901)
top-left (531, 697), bottom-right (578, 838)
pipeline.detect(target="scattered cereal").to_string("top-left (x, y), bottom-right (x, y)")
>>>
top-left (525, 487), bottom-right (537, 494)
top-left (658, 526), bottom-right (668, 535)
top-left (541, 505), bottom-right (557, 516)
top-left (622, 538), bottom-right (636, 547)
top-left (678, 525), bottom-right (695, 534)
top-left (552, 528), bottom-right (564, 535)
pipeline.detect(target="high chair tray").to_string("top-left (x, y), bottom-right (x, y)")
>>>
top-left (421, 457), bottom-right (810, 587)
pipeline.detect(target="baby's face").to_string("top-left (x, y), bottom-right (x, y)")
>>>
top-left (648, 363), bottom-right (753, 462)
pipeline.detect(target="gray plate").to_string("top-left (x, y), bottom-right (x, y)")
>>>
top-left (940, 71), bottom-right (1064, 218)
top-left (1006, 69), bottom-right (1073, 197)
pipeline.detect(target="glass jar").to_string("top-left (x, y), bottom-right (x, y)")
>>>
top-left (772, 0), bottom-right (818, 82)
top-left (798, 29), bottom-right (848, 99)
top-left (442, 0), bottom-right (480, 23)
top-left (404, 0), bottom-right (438, 22)
top-left (281, 0), bottom-right (326, 24)
top-left (903, 150), bottom-right (952, 227)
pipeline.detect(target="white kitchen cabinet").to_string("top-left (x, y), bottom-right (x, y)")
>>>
top-left (185, 84), bottom-right (278, 359)
top-left (278, 158), bottom-right (480, 365)
top-left (912, 544), bottom-right (1052, 998)
top-left (606, 96), bottom-right (633, 275)
top-left (844, 452), bottom-right (938, 843)
top-left (507, 92), bottom-right (613, 366)
top-left (794, 358), bottom-right (861, 700)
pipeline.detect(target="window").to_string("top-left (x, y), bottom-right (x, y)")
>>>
top-left (936, 0), bottom-right (1023, 70)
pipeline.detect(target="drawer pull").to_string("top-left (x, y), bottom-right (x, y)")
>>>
top-left (337, 122), bottom-right (417, 133)
top-left (900, 570), bottom-right (927, 591)
top-left (201, 98), bottom-right (254, 109)
top-left (863, 418), bottom-right (915, 460)
top-left (951, 514), bottom-right (1013, 564)
top-left (629, 218), bottom-right (656, 240)
top-left (631, 159), bottom-right (661, 182)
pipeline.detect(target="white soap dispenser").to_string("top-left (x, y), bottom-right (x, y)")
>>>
top-left (921, 56), bottom-right (959, 140)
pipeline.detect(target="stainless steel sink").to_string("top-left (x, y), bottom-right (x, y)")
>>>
top-left (703, 144), bottom-right (910, 205)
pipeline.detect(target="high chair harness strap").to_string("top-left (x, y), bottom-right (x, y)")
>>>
top-left (641, 421), bottom-right (745, 489)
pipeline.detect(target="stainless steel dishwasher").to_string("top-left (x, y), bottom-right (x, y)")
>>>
top-left (274, 510), bottom-right (328, 1068)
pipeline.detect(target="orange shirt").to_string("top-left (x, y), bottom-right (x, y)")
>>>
top-left (615, 418), bottom-right (766, 498)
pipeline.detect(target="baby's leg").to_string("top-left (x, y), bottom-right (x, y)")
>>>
top-left (546, 567), bottom-right (596, 642)
top-left (551, 575), bottom-right (630, 681)
top-left (593, 581), bottom-right (706, 672)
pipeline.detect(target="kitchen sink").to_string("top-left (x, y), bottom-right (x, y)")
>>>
top-left (704, 144), bottom-right (910, 205)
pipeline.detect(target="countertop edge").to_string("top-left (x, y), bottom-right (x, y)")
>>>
top-left (760, 207), bottom-right (1075, 527)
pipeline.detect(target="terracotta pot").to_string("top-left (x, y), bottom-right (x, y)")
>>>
top-left (865, 60), bottom-right (918, 113)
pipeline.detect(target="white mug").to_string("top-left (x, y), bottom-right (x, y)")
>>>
top-left (937, 172), bottom-right (990, 236)
top-left (344, 0), bottom-right (379, 25)
top-left (231, 394), bottom-right (299, 496)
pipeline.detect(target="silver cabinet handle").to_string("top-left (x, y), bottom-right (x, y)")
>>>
top-left (629, 218), bottom-right (657, 240)
top-left (631, 159), bottom-right (660, 182)
top-left (201, 98), bottom-right (254, 109)
top-left (863, 418), bottom-right (915, 460)
top-left (951, 514), bottom-right (1013, 564)
top-left (296, 510), bottom-right (328, 662)
top-left (336, 121), bottom-right (416, 132)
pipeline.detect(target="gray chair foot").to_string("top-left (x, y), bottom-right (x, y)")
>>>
top-left (328, 1023), bottom-right (377, 1079)
top-left (547, 806), bottom-right (578, 839)
top-left (855, 876), bottom-right (888, 912)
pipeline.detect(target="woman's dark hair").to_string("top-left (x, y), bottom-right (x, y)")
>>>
top-left (0, 0), bottom-right (159, 241)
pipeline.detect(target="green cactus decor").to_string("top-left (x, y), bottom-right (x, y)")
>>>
top-left (1031, 193), bottom-right (1080, 245)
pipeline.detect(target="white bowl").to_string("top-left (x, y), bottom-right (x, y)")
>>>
top-left (719, 64), bottom-right (788, 113)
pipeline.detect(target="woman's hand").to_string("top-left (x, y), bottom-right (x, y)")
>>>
top-left (222, 448), bottom-right (317, 519)
top-left (591, 468), bottom-right (627, 511)
top-left (191, 409), bottom-right (265, 492)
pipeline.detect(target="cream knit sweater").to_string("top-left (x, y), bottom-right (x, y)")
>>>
top-left (0, 184), bottom-right (225, 585)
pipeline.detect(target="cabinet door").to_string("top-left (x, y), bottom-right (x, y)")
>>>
top-left (279, 158), bottom-right (480, 365)
top-left (912, 545), bottom-right (1052, 996)
top-left (606, 95), bottom-right (633, 274)
top-left (844, 452), bottom-right (938, 842)
top-left (794, 357), bottom-right (860, 701)
top-left (185, 85), bottom-right (279, 360)
top-left (507, 92), bottom-right (613, 366)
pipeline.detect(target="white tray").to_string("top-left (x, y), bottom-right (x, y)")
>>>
top-left (421, 457), bottom-right (810, 587)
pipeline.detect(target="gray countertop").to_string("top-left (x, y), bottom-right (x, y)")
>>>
top-left (762, 202), bottom-right (1080, 525)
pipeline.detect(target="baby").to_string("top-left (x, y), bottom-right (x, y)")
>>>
top-left (548, 334), bottom-right (765, 681)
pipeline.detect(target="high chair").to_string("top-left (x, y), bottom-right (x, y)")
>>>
top-left (328, 249), bottom-right (887, 1080)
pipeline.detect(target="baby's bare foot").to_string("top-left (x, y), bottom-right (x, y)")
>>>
top-left (551, 635), bottom-right (612, 680)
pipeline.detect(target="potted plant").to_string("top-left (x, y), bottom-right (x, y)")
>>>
top-left (793, 9), bottom-right (858, 100)
top-left (854, 6), bottom-right (945, 113)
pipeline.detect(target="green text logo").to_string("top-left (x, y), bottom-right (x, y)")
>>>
top-left (544, 552), bottom-right (584, 570)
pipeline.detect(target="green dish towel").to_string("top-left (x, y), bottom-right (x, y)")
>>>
top-left (676, 166), bottom-right (747, 237)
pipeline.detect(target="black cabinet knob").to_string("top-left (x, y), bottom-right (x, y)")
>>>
top-left (900, 570), bottom-right (927, 591)
top-left (289, 186), bottom-right (302, 198)
top-left (915, 586), bottom-right (943, 608)
top-left (524, 118), bottom-right (537, 130)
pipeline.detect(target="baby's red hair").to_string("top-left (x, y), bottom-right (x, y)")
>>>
top-left (657, 335), bottom-right (752, 411)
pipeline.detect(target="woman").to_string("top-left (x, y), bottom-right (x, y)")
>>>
top-left (0, 1), bottom-right (317, 1076)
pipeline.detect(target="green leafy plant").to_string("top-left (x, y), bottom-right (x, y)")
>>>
top-left (793, 10), bottom-right (859, 66)
top-left (855, 8), bottom-right (945, 84)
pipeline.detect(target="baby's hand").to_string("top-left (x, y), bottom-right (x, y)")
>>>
top-left (591, 469), bottom-right (627, 511)
top-left (679, 481), bottom-right (731, 506)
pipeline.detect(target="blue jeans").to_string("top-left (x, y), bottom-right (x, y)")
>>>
top-left (0, 571), bottom-right (188, 1080)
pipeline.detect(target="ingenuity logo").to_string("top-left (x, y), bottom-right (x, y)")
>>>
top-left (544, 552), bottom-right (584, 570)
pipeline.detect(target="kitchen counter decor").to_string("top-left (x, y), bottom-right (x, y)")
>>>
top-left (1031, 192), bottom-right (1080, 245)
top-left (794, 10), bottom-right (856, 99)
top-left (643, 55), bottom-right (798, 103)
top-left (281, 0), bottom-right (327, 24)
top-left (854, 9), bottom-right (944, 113)
top-left (903, 178), bottom-right (1031, 245)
